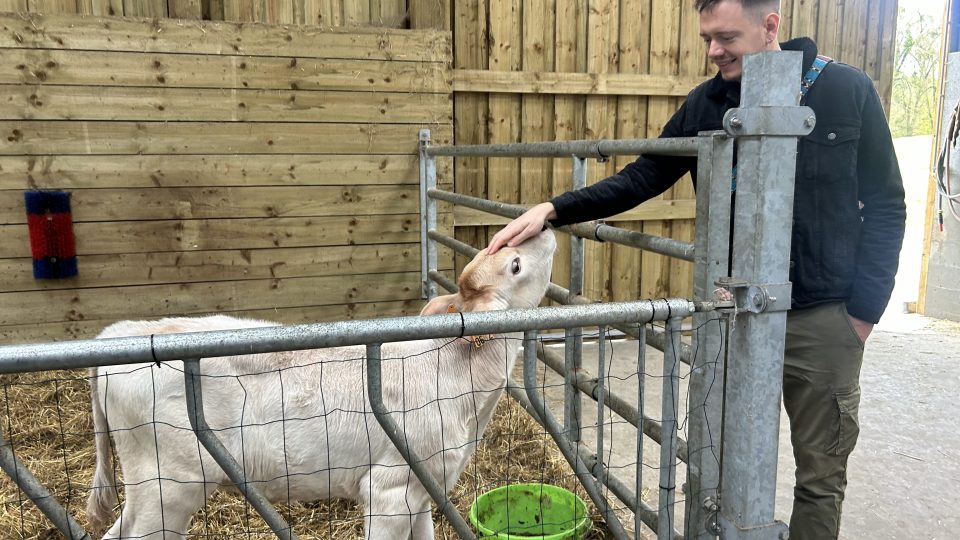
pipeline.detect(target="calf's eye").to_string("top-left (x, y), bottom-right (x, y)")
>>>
top-left (511, 258), bottom-right (521, 275)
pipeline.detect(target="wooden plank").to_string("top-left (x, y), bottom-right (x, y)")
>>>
top-left (582, 0), bottom-right (620, 301)
top-left (0, 121), bottom-right (453, 155)
top-left (77, 0), bottom-right (120, 15)
top-left (0, 213), bottom-right (454, 257)
top-left (549, 0), bottom-right (586, 294)
top-left (26, 0), bottom-right (77, 15)
top-left (0, 300), bottom-right (425, 344)
top-left (840, 0), bottom-right (868, 70)
top-left (779, 0), bottom-right (794, 40)
top-left (205, 0), bottom-right (224, 21)
top-left (168, 0), bottom-right (201, 19)
top-left (341, 0), bottom-right (368, 25)
top-left (0, 185), bottom-right (422, 223)
top-left (863, 0), bottom-right (885, 81)
top-left (452, 0), bottom-right (489, 275)
top-left (0, 85), bottom-right (453, 124)
top-left (0, 271), bottom-right (426, 325)
top-left (266, 0), bottom-right (295, 24)
top-left (222, 0), bottom-right (257, 21)
top-left (641, 0), bottom-right (680, 300)
top-left (0, 13), bottom-right (450, 62)
top-left (0, 154), bottom-right (453, 189)
top-left (667, 0), bottom-right (706, 300)
top-left (610, 0), bottom-right (650, 302)
top-left (122, 0), bottom-right (165, 17)
top-left (815, 0), bottom-right (842, 56)
top-left (453, 199), bottom-right (696, 226)
top-left (519, 0), bottom-right (554, 211)
top-left (0, 50), bottom-right (451, 94)
top-left (487, 0), bottom-right (522, 210)
top-left (876, 0), bottom-right (898, 114)
top-left (790, 0), bottom-right (818, 39)
top-left (409, 0), bottom-right (451, 30)
top-left (0, 0), bottom-right (28, 12)
top-left (375, 0), bottom-right (407, 28)
top-left (452, 69), bottom-right (707, 96)
top-left (0, 244), bottom-right (455, 291)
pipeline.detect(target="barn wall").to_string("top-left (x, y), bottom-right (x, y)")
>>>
top-left (0, 0), bottom-right (900, 342)
top-left (448, 0), bottom-right (900, 303)
top-left (0, 13), bottom-right (453, 343)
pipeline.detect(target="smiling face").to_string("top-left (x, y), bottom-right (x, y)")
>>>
top-left (699, 0), bottom-right (781, 81)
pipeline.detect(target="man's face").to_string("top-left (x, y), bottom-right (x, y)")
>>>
top-left (699, 0), bottom-right (780, 81)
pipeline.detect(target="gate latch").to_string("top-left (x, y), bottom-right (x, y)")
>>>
top-left (714, 277), bottom-right (792, 314)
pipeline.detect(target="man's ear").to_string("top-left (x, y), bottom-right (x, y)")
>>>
top-left (763, 12), bottom-right (780, 43)
top-left (420, 293), bottom-right (464, 315)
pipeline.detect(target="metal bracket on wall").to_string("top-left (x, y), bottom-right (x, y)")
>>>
top-left (723, 106), bottom-right (817, 137)
top-left (714, 277), bottom-right (792, 314)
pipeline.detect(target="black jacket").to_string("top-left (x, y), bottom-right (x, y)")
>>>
top-left (550, 38), bottom-right (906, 323)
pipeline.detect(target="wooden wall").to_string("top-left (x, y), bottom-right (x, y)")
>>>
top-left (0, 12), bottom-right (452, 343)
top-left (0, 0), bottom-right (900, 343)
top-left (450, 0), bottom-right (900, 303)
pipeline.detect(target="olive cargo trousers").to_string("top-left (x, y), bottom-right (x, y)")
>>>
top-left (783, 302), bottom-right (865, 540)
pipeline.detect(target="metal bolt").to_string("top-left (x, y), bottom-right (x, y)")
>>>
top-left (729, 116), bottom-right (743, 129)
top-left (752, 293), bottom-right (764, 307)
top-left (707, 520), bottom-right (722, 535)
top-left (804, 115), bottom-right (816, 128)
top-left (702, 497), bottom-right (719, 512)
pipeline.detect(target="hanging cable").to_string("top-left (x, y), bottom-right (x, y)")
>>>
top-left (935, 98), bottom-right (960, 226)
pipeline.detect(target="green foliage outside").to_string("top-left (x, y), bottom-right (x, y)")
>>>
top-left (890, 7), bottom-right (941, 137)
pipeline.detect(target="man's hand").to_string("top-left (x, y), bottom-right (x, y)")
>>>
top-left (847, 314), bottom-right (873, 345)
top-left (486, 202), bottom-right (557, 254)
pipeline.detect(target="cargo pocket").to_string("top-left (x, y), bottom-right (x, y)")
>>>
top-left (829, 386), bottom-right (861, 456)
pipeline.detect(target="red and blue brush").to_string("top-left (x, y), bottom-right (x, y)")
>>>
top-left (25, 190), bottom-right (78, 279)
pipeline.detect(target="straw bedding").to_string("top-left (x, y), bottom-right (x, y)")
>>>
top-left (0, 369), bottom-right (618, 538)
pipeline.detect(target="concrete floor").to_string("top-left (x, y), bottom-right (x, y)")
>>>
top-left (526, 313), bottom-right (960, 539)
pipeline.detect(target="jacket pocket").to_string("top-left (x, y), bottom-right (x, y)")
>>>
top-left (800, 123), bottom-right (861, 185)
top-left (828, 386), bottom-right (861, 456)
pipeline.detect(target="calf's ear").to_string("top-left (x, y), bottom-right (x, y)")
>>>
top-left (420, 293), bottom-right (464, 315)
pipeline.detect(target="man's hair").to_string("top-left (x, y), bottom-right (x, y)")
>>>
top-left (694, 0), bottom-right (780, 14)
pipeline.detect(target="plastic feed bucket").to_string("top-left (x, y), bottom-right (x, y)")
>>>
top-left (468, 483), bottom-right (592, 539)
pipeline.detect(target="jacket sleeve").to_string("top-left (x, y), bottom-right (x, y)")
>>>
top-left (548, 102), bottom-right (696, 227)
top-left (845, 74), bottom-right (907, 323)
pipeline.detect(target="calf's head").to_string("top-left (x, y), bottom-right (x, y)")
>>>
top-left (422, 229), bottom-right (556, 314)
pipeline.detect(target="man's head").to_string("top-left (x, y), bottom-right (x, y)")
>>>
top-left (697, 0), bottom-right (781, 81)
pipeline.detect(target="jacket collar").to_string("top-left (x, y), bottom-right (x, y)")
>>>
top-left (705, 37), bottom-right (819, 102)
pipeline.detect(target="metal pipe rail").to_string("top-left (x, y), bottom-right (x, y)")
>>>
top-left (504, 381), bottom-right (683, 540)
top-left (0, 302), bottom-right (696, 374)
top-left (428, 189), bottom-right (694, 262)
top-left (422, 137), bottom-right (700, 159)
top-left (426, 230), bottom-right (696, 366)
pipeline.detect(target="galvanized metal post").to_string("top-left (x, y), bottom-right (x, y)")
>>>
top-left (182, 359), bottom-right (296, 540)
top-left (419, 128), bottom-right (438, 299)
top-left (658, 316), bottom-right (683, 539)
top-left (364, 343), bottom-right (477, 539)
top-left (684, 132), bottom-right (734, 539)
top-left (564, 156), bottom-right (587, 443)
top-left (0, 431), bottom-right (90, 539)
top-left (715, 51), bottom-right (813, 540)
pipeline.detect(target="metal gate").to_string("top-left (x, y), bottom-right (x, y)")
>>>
top-left (0, 51), bottom-right (811, 539)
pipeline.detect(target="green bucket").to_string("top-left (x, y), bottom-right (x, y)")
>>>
top-left (468, 483), bottom-right (592, 539)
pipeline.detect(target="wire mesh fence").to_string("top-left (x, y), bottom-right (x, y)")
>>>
top-left (0, 313), bottom-right (716, 539)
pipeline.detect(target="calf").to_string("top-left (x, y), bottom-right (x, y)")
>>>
top-left (86, 230), bottom-right (556, 539)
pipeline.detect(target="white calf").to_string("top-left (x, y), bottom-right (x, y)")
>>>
top-left (85, 230), bottom-right (556, 540)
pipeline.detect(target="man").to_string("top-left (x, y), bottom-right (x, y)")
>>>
top-left (485, 0), bottom-right (906, 538)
